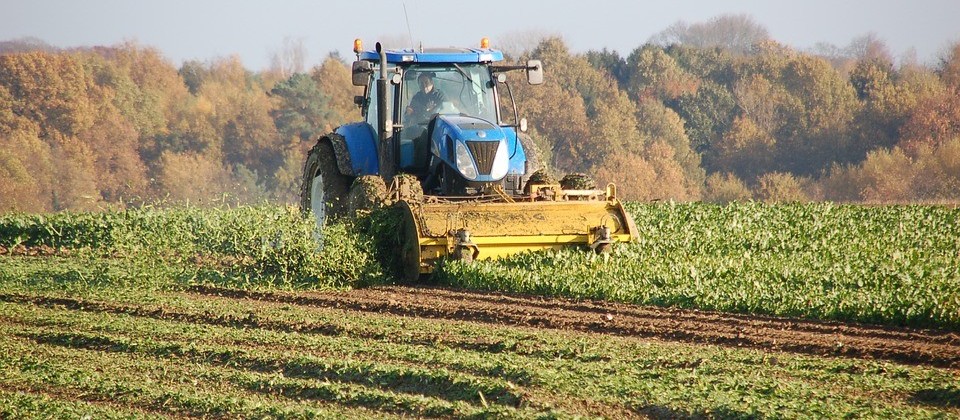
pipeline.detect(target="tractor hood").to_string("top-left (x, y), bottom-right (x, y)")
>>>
top-left (431, 115), bottom-right (511, 182)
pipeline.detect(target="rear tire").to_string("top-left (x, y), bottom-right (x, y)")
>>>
top-left (301, 139), bottom-right (351, 228)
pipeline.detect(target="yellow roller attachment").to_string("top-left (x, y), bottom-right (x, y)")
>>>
top-left (398, 198), bottom-right (638, 280)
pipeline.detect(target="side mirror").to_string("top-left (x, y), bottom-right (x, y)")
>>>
top-left (526, 60), bottom-right (543, 85)
top-left (352, 61), bottom-right (372, 86)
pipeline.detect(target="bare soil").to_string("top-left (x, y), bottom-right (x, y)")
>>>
top-left (188, 285), bottom-right (960, 370)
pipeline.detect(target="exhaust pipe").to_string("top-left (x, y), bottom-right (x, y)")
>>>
top-left (376, 42), bottom-right (394, 182)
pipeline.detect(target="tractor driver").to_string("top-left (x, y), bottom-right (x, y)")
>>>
top-left (405, 72), bottom-right (446, 123)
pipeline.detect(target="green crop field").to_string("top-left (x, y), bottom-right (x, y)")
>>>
top-left (2, 202), bottom-right (959, 328)
top-left (1, 267), bottom-right (959, 418)
top-left (1, 203), bottom-right (959, 417)
top-left (440, 202), bottom-right (960, 330)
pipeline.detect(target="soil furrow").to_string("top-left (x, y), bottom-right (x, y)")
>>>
top-left (187, 285), bottom-right (960, 369)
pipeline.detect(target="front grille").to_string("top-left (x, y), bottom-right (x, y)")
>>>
top-left (466, 141), bottom-right (499, 175)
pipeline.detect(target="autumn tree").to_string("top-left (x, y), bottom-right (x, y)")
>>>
top-left (940, 42), bottom-right (960, 91)
top-left (75, 52), bottom-right (152, 202)
top-left (0, 128), bottom-right (52, 212)
top-left (755, 172), bottom-right (809, 202)
top-left (635, 98), bottom-right (704, 196)
top-left (624, 45), bottom-right (699, 101)
top-left (0, 51), bottom-right (95, 139)
top-left (310, 53), bottom-right (362, 132)
top-left (702, 172), bottom-right (751, 203)
top-left (899, 92), bottom-right (960, 152)
top-left (517, 38), bottom-right (703, 200)
top-left (709, 115), bottom-right (776, 180)
top-left (896, 43), bottom-right (960, 153)
top-left (0, 52), bottom-right (102, 210)
top-left (512, 38), bottom-right (604, 172)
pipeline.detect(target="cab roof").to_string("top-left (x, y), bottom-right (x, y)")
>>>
top-left (358, 47), bottom-right (504, 64)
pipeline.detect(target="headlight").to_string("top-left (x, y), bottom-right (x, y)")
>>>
top-left (490, 140), bottom-right (509, 179)
top-left (455, 141), bottom-right (479, 180)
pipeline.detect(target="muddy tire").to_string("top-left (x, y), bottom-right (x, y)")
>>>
top-left (301, 139), bottom-right (351, 227)
top-left (560, 173), bottom-right (596, 190)
top-left (523, 169), bottom-right (557, 194)
top-left (347, 175), bottom-right (388, 214)
top-left (391, 173), bottom-right (424, 203)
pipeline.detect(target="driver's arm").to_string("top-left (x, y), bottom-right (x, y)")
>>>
top-left (406, 93), bottom-right (422, 115)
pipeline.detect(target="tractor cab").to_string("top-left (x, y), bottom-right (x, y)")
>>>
top-left (351, 41), bottom-right (543, 194)
top-left (396, 63), bottom-right (499, 172)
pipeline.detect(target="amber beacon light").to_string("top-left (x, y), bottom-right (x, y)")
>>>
top-left (480, 37), bottom-right (490, 49)
top-left (353, 39), bottom-right (363, 53)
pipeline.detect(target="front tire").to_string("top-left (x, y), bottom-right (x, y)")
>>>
top-left (301, 139), bottom-right (351, 228)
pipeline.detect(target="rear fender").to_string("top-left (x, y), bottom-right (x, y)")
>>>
top-left (331, 122), bottom-right (379, 176)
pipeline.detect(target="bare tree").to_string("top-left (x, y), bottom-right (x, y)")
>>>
top-left (845, 33), bottom-right (893, 64)
top-left (269, 36), bottom-right (307, 77)
top-left (0, 37), bottom-right (57, 55)
top-left (497, 29), bottom-right (557, 59)
top-left (650, 14), bottom-right (770, 54)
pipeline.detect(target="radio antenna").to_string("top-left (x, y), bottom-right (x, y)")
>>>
top-left (403, 3), bottom-right (415, 50)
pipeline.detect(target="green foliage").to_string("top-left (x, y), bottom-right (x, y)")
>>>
top-left (0, 205), bottom-right (384, 288)
top-left (270, 72), bottom-right (333, 142)
top-left (584, 48), bottom-right (628, 87)
top-left (666, 80), bottom-right (737, 153)
top-left (436, 202), bottom-right (960, 330)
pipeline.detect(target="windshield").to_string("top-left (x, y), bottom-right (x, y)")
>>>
top-left (400, 64), bottom-right (497, 124)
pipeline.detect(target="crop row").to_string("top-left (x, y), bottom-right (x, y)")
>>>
top-left (1, 280), bottom-right (958, 418)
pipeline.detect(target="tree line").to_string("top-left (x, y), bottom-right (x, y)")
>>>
top-left (2, 19), bottom-right (959, 212)
top-left (0, 41), bottom-right (358, 212)
top-left (512, 28), bottom-right (960, 203)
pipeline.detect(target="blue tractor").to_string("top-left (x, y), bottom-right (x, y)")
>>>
top-left (301, 39), bottom-right (636, 280)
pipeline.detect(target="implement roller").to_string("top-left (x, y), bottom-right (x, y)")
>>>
top-left (301, 38), bottom-right (638, 280)
top-left (400, 185), bottom-right (637, 279)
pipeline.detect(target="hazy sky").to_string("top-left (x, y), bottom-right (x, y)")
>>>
top-left (4, 0), bottom-right (959, 70)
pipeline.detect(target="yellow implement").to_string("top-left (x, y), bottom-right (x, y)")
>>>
top-left (398, 187), bottom-right (638, 280)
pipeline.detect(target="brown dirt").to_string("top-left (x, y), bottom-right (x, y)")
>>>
top-left (0, 245), bottom-right (68, 257)
top-left (188, 285), bottom-right (960, 370)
